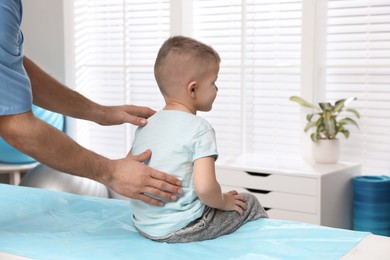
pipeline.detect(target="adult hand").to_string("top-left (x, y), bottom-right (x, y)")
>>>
top-left (108, 149), bottom-right (183, 206)
top-left (95, 105), bottom-right (156, 127)
top-left (23, 56), bottom-right (155, 127)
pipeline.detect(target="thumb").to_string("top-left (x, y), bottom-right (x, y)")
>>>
top-left (127, 148), bottom-right (152, 162)
top-left (228, 190), bottom-right (238, 195)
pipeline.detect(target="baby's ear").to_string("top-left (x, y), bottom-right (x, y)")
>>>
top-left (187, 81), bottom-right (197, 97)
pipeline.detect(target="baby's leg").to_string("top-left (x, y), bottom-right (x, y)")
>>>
top-left (154, 193), bottom-right (268, 243)
top-left (240, 192), bottom-right (269, 221)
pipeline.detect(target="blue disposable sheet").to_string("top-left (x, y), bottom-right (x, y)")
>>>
top-left (0, 184), bottom-right (368, 260)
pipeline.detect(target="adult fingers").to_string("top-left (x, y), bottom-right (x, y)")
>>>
top-left (125, 150), bottom-right (182, 201)
top-left (128, 148), bottom-right (152, 162)
top-left (145, 171), bottom-right (182, 198)
top-left (126, 115), bottom-right (149, 127)
top-left (143, 185), bottom-right (177, 202)
top-left (123, 105), bottom-right (156, 119)
top-left (135, 193), bottom-right (164, 206)
top-left (128, 149), bottom-right (181, 187)
top-left (150, 169), bottom-right (182, 187)
top-left (121, 105), bottom-right (156, 126)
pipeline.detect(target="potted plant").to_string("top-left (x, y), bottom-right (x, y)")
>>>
top-left (289, 96), bottom-right (360, 163)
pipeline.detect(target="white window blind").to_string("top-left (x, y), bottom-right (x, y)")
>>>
top-left (72, 0), bottom-right (169, 159)
top-left (193, 0), bottom-right (243, 160)
top-left (193, 0), bottom-right (302, 161)
top-left (69, 0), bottom-right (390, 174)
top-left (325, 0), bottom-right (390, 174)
top-left (244, 0), bottom-right (302, 159)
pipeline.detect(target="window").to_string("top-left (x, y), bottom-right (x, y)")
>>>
top-left (67, 0), bottom-right (390, 175)
top-left (193, 0), bottom-right (302, 161)
top-left (324, 0), bottom-right (390, 174)
top-left (69, 0), bottom-right (170, 159)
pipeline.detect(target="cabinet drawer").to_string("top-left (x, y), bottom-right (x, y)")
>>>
top-left (221, 186), bottom-right (317, 214)
top-left (267, 209), bottom-right (318, 225)
top-left (217, 167), bottom-right (317, 196)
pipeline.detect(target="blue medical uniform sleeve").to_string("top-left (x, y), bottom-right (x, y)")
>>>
top-left (0, 0), bottom-right (32, 115)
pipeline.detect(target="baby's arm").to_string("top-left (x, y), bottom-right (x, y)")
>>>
top-left (193, 156), bottom-right (247, 215)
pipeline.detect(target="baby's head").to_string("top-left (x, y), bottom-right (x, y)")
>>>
top-left (154, 36), bottom-right (220, 112)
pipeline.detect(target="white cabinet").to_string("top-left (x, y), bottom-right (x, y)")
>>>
top-left (216, 155), bottom-right (361, 229)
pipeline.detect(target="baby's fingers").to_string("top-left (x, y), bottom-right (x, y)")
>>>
top-left (234, 205), bottom-right (245, 215)
top-left (233, 198), bottom-right (247, 215)
top-left (235, 194), bottom-right (247, 203)
top-left (236, 199), bottom-right (247, 211)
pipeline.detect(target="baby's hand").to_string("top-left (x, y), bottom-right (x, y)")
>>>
top-left (221, 190), bottom-right (247, 215)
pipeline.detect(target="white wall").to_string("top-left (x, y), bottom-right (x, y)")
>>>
top-left (21, 0), bottom-right (65, 83)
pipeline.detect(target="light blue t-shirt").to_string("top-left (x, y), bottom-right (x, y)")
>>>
top-left (130, 110), bottom-right (218, 237)
top-left (0, 0), bottom-right (32, 115)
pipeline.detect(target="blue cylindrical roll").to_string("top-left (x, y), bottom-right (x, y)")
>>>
top-left (353, 176), bottom-right (390, 237)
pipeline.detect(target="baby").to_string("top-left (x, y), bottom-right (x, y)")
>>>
top-left (130, 35), bottom-right (268, 243)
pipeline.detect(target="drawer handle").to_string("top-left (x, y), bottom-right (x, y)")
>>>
top-left (245, 171), bottom-right (270, 177)
top-left (247, 188), bottom-right (271, 194)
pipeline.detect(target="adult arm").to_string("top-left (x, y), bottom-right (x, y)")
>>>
top-left (193, 156), bottom-right (246, 214)
top-left (23, 56), bottom-right (154, 127)
top-left (20, 56), bottom-right (183, 204)
top-left (0, 112), bottom-right (182, 205)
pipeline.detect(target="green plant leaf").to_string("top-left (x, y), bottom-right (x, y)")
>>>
top-left (311, 132), bottom-right (319, 143)
top-left (334, 97), bottom-right (356, 113)
top-left (304, 121), bottom-right (318, 132)
top-left (290, 96), bottom-right (359, 142)
top-left (343, 97), bottom-right (357, 107)
top-left (319, 102), bottom-right (333, 111)
top-left (346, 108), bottom-right (360, 119)
top-left (323, 111), bottom-right (337, 138)
top-left (316, 120), bottom-right (324, 132)
top-left (289, 96), bottom-right (318, 109)
top-left (339, 118), bottom-right (359, 129)
top-left (333, 99), bottom-right (346, 113)
top-left (339, 129), bottom-right (350, 139)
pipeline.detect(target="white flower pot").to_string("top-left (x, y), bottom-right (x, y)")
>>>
top-left (312, 139), bottom-right (340, 164)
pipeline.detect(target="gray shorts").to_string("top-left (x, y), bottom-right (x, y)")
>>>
top-left (138, 193), bottom-right (268, 243)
